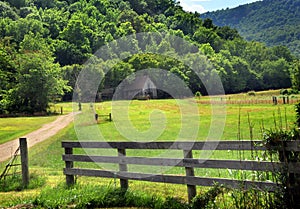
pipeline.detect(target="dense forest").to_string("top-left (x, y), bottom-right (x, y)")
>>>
top-left (0, 0), bottom-right (299, 114)
top-left (201, 0), bottom-right (300, 57)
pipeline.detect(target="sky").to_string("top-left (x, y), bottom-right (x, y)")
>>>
top-left (179, 0), bottom-right (261, 13)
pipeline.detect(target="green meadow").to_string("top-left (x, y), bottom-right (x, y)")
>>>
top-left (0, 102), bottom-right (76, 145)
top-left (0, 116), bottom-right (58, 144)
top-left (0, 97), bottom-right (297, 208)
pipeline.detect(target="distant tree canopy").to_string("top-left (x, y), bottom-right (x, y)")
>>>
top-left (201, 0), bottom-right (300, 58)
top-left (0, 0), bottom-right (299, 114)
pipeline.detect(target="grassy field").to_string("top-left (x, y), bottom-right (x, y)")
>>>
top-left (0, 116), bottom-right (59, 144)
top-left (0, 96), bottom-right (297, 208)
top-left (0, 102), bottom-right (76, 145)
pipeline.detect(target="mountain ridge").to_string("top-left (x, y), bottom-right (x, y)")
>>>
top-left (201, 0), bottom-right (300, 57)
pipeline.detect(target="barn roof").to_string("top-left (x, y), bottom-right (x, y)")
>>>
top-left (123, 75), bottom-right (156, 91)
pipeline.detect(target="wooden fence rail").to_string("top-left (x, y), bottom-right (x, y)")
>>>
top-left (62, 140), bottom-right (300, 202)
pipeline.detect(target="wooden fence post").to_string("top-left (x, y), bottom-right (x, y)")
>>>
top-left (118, 148), bottom-right (128, 190)
top-left (19, 138), bottom-right (29, 187)
top-left (184, 150), bottom-right (196, 203)
top-left (65, 147), bottom-right (75, 186)
top-left (109, 113), bottom-right (112, 121)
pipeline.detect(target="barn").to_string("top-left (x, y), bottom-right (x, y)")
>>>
top-left (121, 75), bottom-right (157, 100)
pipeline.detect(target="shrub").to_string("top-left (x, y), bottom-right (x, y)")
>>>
top-left (280, 88), bottom-right (299, 95)
top-left (263, 128), bottom-right (300, 209)
top-left (195, 91), bottom-right (201, 99)
top-left (247, 91), bottom-right (256, 96)
top-left (192, 184), bottom-right (225, 209)
top-left (280, 89), bottom-right (289, 95)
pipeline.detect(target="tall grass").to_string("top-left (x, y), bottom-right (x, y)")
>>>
top-left (0, 172), bottom-right (46, 192)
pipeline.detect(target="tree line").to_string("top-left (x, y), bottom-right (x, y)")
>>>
top-left (0, 0), bottom-right (299, 114)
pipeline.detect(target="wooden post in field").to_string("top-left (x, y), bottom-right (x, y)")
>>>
top-left (184, 150), bottom-right (196, 203)
top-left (19, 138), bottom-right (29, 187)
top-left (65, 147), bottom-right (75, 186)
top-left (118, 148), bottom-right (128, 190)
top-left (109, 113), bottom-right (112, 122)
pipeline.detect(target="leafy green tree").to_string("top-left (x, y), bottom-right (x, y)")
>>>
top-left (0, 42), bottom-right (16, 108)
top-left (62, 64), bottom-right (83, 101)
top-left (1, 30), bottom-right (70, 113)
top-left (216, 26), bottom-right (240, 41)
top-left (19, 32), bottom-right (49, 52)
top-left (222, 38), bottom-right (247, 57)
top-left (117, 10), bottom-right (147, 33)
top-left (261, 58), bottom-right (291, 89)
top-left (6, 51), bottom-right (69, 113)
top-left (168, 10), bottom-right (201, 35)
top-left (203, 18), bottom-right (214, 29)
top-left (193, 27), bottom-right (222, 52)
top-left (90, 0), bottom-right (109, 15)
top-left (42, 8), bottom-right (70, 39)
top-left (117, 22), bottom-right (136, 37)
top-left (6, 17), bottom-right (45, 43)
top-left (7, 0), bottom-right (25, 9)
top-left (126, 0), bottom-right (147, 15)
top-left (290, 60), bottom-right (300, 91)
top-left (53, 40), bottom-right (88, 66)
top-left (19, 7), bottom-right (35, 18)
top-left (32, 0), bottom-right (57, 9)
top-left (0, 0), bottom-right (297, 103)
top-left (0, 1), bottom-right (18, 20)
top-left (60, 18), bottom-right (92, 54)
top-left (270, 45), bottom-right (294, 62)
top-left (103, 61), bottom-right (134, 89)
top-left (230, 56), bottom-right (252, 92)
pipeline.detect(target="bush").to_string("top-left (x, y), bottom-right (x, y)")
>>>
top-left (280, 88), bottom-right (299, 95)
top-left (280, 89), bottom-right (289, 95)
top-left (195, 91), bottom-right (201, 99)
top-left (192, 184), bottom-right (225, 209)
top-left (263, 128), bottom-right (300, 209)
top-left (247, 91), bottom-right (256, 96)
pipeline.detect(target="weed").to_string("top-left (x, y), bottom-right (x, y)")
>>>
top-left (263, 127), bottom-right (300, 208)
top-left (192, 184), bottom-right (225, 209)
top-left (0, 172), bottom-right (46, 192)
top-left (231, 189), bottom-right (274, 209)
top-left (33, 183), bottom-right (163, 209)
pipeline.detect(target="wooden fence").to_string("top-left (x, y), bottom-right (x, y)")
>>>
top-left (62, 140), bottom-right (300, 202)
top-left (197, 97), bottom-right (299, 105)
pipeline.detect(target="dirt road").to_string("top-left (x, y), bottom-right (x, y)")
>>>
top-left (0, 112), bottom-right (77, 162)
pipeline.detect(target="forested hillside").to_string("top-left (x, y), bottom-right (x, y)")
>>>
top-left (0, 0), bottom-right (299, 114)
top-left (201, 0), bottom-right (300, 57)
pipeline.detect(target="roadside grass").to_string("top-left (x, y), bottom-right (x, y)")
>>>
top-left (0, 102), bottom-right (76, 145)
top-left (0, 97), bottom-right (297, 208)
top-left (0, 116), bottom-right (58, 144)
